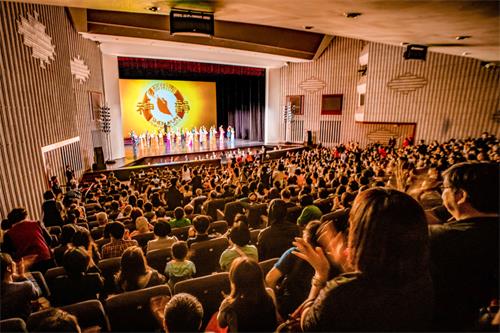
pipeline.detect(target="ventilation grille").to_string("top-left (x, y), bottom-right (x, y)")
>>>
top-left (291, 120), bottom-right (304, 142)
top-left (319, 121), bottom-right (341, 144)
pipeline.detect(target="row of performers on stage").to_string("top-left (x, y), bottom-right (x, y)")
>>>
top-left (129, 125), bottom-right (235, 146)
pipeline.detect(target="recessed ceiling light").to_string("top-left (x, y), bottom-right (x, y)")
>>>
top-left (304, 26), bottom-right (314, 30)
top-left (148, 6), bottom-right (160, 12)
top-left (400, 42), bottom-right (409, 46)
top-left (462, 51), bottom-right (471, 56)
top-left (344, 12), bottom-right (362, 18)
top-left (456, 35), bottom-right (471, 40)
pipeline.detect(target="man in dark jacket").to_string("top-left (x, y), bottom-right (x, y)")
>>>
top-left (429, 162), bottom-right (499, 331)
top-left (165, 177), bottom-right (184, 211)
top-left (257, 199), bottom-right (301, 261)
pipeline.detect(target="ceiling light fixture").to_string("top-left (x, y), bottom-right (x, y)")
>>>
top-left (462, 51), bottom-right (471, 56)
top-left (148, 6), bottom-right (160, 12)
top-left (400, 42), bottom-right (409, 46)
top-left (344, 12), bottom-right (362, 18)
top-left (304, 26), bottom-right (314, 30)
top-left (456, 35), bottom-right (471, 40)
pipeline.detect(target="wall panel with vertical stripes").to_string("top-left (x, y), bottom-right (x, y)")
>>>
top-left (0, 2), bottom-right (103, 219)
top-left (276, 37), bottom-right (499, 147)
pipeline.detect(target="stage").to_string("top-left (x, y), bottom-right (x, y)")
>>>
top-left (109, 138), bottom-right (266, 169)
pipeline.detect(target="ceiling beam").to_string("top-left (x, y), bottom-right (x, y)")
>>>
top-left (313, 35), bottom-right (334, 60)
top-left (66, 7), bottom-right (87, 32)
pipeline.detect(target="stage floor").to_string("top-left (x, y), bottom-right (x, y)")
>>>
top-left (109, 139), bottom-right (265, 169)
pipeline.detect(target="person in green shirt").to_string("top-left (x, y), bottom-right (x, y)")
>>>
top-left (219, 222), bottom-right (258, 271)
top-left (168, 207), bottom-right (191, 229)
top-left (297, 194), bottom-right (323, 227)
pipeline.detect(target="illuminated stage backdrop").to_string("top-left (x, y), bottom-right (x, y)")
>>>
top-left (119, 79), bottom-right (217, 137)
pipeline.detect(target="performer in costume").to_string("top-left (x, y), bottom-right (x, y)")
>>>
top-left (219, 125), bottom-right (225, 142)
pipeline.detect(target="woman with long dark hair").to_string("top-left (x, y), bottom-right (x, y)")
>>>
top-left (217, 257), bottom-right (278, 332)
top-left (294, 188), bottom-right (433, 331)
top-left (115, 246), bottom-right (165, 292)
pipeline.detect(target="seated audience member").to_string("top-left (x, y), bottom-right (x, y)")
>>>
top-left (107, 200), bottom-right (120, 220)
top-left (53, 224), bottom-right (76, 266)
top-left (116, 246), bottom-right (165, 292)
top-left (2, 208), bottom-right (54, 273)
top-left (266, 220), bottom-right (322, 317)
top-left (101, 222), bottom-right (138, 259)
top-left (32, 308), bottom-right (81, 333)
top-left (281, 188), bottom-right (297, 208)
top-left (257, 199), bottom-right (301, 261)
top-left (51, 248), bottom-right (103, 306)
top-left (41, 190), bottom-right (64, 227)
top-left (295, 188), bottom-right (433, 331)
top-left (163, 293), bottom-right (204, 333)
top-left (219, 222), bottom-right (258, 271)
top-left (143, 202), bottom-right (156, 222)
top-left (72, 227), bottom-right (101, 265)
top-left (147, 219), bottom-right (178, 253)
top-left (165, 241), bottom-right (196, 289)
top-left (296, 194), bottom-right (323, 227)
top-left (184, 204), bottom-right (196, 221)
top-left (186, 215), bottom-right (215, 247)
top-left (130, 216), bottom-right (152, 238)
top-left (168, 207), bottom-right (191, 229)
top-left (93, 211), bottom-right (108, 234)
top-left (1, 253), bottom-right (41, 320)
top-left (117, 204), bottom-right (132, 220)
top-left (217, 257), bottom-right (278, 332)
top-left (429, 162), bottom-right (499, 331)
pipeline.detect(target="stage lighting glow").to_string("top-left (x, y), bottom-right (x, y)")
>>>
top-left (119, 79), bottom-right (217, 138)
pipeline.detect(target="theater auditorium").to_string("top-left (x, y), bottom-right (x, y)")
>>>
top-left (0, 1), bottom-right (499, 332)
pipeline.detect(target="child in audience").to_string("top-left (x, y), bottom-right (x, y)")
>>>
top-left (165, 241), bottom-right (196, 289)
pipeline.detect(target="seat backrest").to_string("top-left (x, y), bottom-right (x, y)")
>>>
top-left (146, 248), bottom-right (172, 273)
top-left (47, 226), bottom-right (61, 236)
top-left (105, 285), bottom-right (171, 332)
top-left (0, 318), bottom-right (27, 333)
top-left (44, 266), bottom-right (66, 290)
top-left (30, 271), bottom-right (51, 298)
top-left (223, 201), bottom-right (244, 225)
top-left (91, 227), bottom-right (104, 240)
top-left (247, 203), bottom-right (268, 229)
top-left (95, 237), bottom-right (110, 251)
top-left (190, 237), bottom-right (229, 277)
top-left (97, 257), bottom-right (121, 293)
top-left (208, 220), bottom-right (228, 235)
top-left (27, 300), bottom-right (110, 332)
top-left (132, 231), bottom-right (155, 250)
top-left (76, 222), bottom-right (90, 230)
top-left (170, 225), bottom-right (190, 241)
top-left (286, 206), bottom-right (302, 224)
top-left (206, 199), bottom-right (227, 221)
top-left (250, 228), bottom-right (262, 245)
top-left (259, 258), bottom-right (279, 276)
top-left (174, 272), bottom-right (230, 331)
top-left (192, 196), bottom-right (207, 214)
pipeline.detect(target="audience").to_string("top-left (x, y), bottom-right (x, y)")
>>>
top-left (101, 222), bottom-right (138, 259)
top-left (115, 246), bottom-right (165, 292)
top-left (163, 293), bottom-right (203, 333)
top-left (0, 253), bottom-right (41, 320)
top-left (257, 199), bottom-right (300, 261)
top-left (146, 219), bottom-right (178, 253)
top-left (429, 162), bottom-right (499, 330)
top-left (32, 308), bottom-right (81, 333)
top-left (296, 188), bottom-right (434, 331)
top-left (186, 215), bottom-right (215, 247)
top-left (165, 241), bottom-right (196, 289)
top-left (219, 222), bottom-right (258, 271)
top-left (217, 257), bottom-right (278, 332)
top-left (168, 207), bottom-right (191, 229)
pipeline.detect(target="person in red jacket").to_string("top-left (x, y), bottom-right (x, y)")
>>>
top-left (2, 208), bottom-right (54, 273)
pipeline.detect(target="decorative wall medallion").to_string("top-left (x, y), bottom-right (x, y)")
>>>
top-left (387, 72), bottom-right (427, 94)
top-left (299, 76), bottom-right (326, 93)
top-left (70, 56), bottom-right (90, 83)
top-left (17, 11), bottom-right (56, 68)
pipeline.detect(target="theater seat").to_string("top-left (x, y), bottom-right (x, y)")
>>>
top-left (97, 257), bottom-right (121, 294)
top-left (205, 199), bottom-right (226, 221)
top-left (146, 248), bottom-right (172, 273)
top-left (250, 229), bottom-right (261, 245)
top-left (31, 271), bottom-right (51, 298)
top-left (259, 258), bottom-right (279, 276)
top-left (190, 237), bottom-right (229, 277)
top-left (174, 272), bottom-right (230, 331)
top-left (44, 266), bottom-right (66, 292)
top-left (0, 318), bottom-right (27, 333)
top-left (208, 220), bottom-right (228, 235)
top-left (170, 225), bottom-right (191, 241)
top-left (246, 203), bottom-right (268, 229)
top-left (105, 285), bottom-right (171, 332)
top-left (27, 300), bottom-right (110, 332)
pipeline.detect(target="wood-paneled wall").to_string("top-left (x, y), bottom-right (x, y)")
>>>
top-left (0, 2), bottom-right (103, 219)
top-left (365, 43), bottom-right (500, 141)
top-left (277, 37), bottom-right (499, 147)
